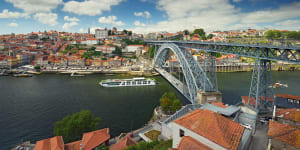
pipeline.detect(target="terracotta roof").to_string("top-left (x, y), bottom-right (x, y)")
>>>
top-left (82, 128), bottom-right (110, 150)
top-left (35, 136), bottom-right (64, 150)
top-left (276, 108), bottom-right (300, 123)
top-left (65, 140), bottom-right (81, 150)
top-left (177, 136), bottom-right (212, 150)
top-left (267, 120), bottom-right (300, 148)
top-left (110, 136), bottom-right (137, 150)
top-left (211, 102), bottom-right (227, 108)
top-left (174, 109), bottom-right (244, 150)
top-left (276, 94), bottom-right (300, 100)
top-left (241, 96), bottom-right (274, 106)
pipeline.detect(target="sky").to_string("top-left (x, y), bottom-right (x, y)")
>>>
top-left (0, 0), bottom-right (300, 34)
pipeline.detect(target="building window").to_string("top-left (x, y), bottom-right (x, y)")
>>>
top-left (179, 129), bottom-right (184, 137)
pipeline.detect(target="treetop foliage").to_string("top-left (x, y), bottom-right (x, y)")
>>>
top-left (54, 110), bottom-right (101, 143)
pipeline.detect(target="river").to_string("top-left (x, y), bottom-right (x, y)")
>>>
top-left (0, 71), bottom-right (299, 149)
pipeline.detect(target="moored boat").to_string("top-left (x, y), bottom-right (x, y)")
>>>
top-left (70, 72), bottom-right (85, 77)
top-left (99, 77), bottom-right (156, 87)
top-left (13, 73), bottom-right (33, 77)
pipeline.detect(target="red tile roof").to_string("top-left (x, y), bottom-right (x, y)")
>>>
top-left (276, 108), bottom-right (300, 123)
top-left (241, 96), bottom-right (274, 106)
top-left (64, 140), bottom-right (81, 150)
top-left (178, 136), bottom-right (212, 150)
top-left (110, 136), bottom-right (137, 150)
top-left (174, 109), bottom-right (244, 150)
top-left (35, 136), bottom-right (64, 150)
top-left (276, 94), bottom-right (300, 100)
top-left (267, 120), bottom-right (300, 148)
top-left (82, 128), bottom-right (110, 150)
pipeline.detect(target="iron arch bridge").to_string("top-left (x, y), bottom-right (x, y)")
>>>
top-left (147, 40), bottom-right (300, 107)
top-left (153, 43), bottom-right (218, 104)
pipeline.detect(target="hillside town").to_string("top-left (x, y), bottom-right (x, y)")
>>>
top-left (1, 28), bottom-right (299, 73)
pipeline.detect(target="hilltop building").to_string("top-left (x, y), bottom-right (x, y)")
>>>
top-left (95, 29), bottom-right (108, 39)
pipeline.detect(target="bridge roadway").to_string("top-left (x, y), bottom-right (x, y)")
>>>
top-left (155, 68), bottom-right (190, 100)
top-left (146, 40), bottom-right (300, 64)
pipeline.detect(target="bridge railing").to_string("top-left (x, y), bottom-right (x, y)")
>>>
top-left (145, 40), bottom-right (300, 50)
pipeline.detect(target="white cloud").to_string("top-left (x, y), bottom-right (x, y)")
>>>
top-left (134, 11), bottom-right (151, 18)
top-left (63, 0), bottom-right (124, 16)
top-left (64, 16), bottom-right (79, 22)
top-left (33, 13), bottom-right (58, 26)
top-left (272, 20), bottom-right (300, 30)
top-left (131, 0), bottom-right (300, 33)
top-left (233, 0), bottom-right (242, 2)
top-left (98, 16), bottom-right (125, 26)
top-left (7, 22), bottom-right (18, 27)
top-left (62, 22), bottom-right (78, 30)
top-left (5, 0), bottom-right (62, 13)
top-left (0, 9), bottom-right (29, 19)
top-left (241, 2), bottom-right (300, 24)
top-left (132, 0), bottom-right (239, 33)
top-left (134, 21), bottom-right (146, 27)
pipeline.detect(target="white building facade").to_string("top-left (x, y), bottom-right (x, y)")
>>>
top-left (95, 29), bottom-right (108, 39)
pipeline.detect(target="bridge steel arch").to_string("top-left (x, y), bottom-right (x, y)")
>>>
top-left (153, 43), bottom-right (217, 103)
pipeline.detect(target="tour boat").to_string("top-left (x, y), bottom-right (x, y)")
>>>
top-left (99, 77), bottom-right (156, 87)
top-left (13, 73), bottom-right (33, 77)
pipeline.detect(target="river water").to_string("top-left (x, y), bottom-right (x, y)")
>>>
top-left (0, 71), bottom-right (299, 149)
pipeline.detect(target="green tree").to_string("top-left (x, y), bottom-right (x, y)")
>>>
top-left (273, 30), bottom-right (282, 39)
top-left (113, 46), bottom-right (122, 55)
top-left (183, 29), bottom-right (189, 35)
top-left (192, 28), bottom-right (205, 37)
top-left (89, 46), bottom-right (96, 51)
top-left (128, 31), bottom-right (132, 36)
top-left (149, 46), bottom-right (155, 59)
top-left (123, 29), bottom-right (128, 35)
top-left (160, 95), bottom-right (172, 112)
top-left (160, 92), bottom-right (182, 113)
top-left (207, 34), bottom-right (214, 39)
top-left (200, 35), bottom-right (207, 40)
top-left (265, 30), bottom-right (274, 39)
top-left (285, 31), bottom-right (300, 40)
top-left (265, 30), bottom-right (282, 39)
top-left (54, 110), bottom-right (101, 143)
top-left (171, 99), bottom-right (182, 112)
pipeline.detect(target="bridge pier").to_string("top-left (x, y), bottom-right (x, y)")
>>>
top-left (195, 90), bottom-right (222, 104)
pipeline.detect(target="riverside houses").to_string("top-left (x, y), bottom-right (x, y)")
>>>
top-left (160, 102), bottom-right (256, 150)
top-left (34, 128), bottom-right (110, 150)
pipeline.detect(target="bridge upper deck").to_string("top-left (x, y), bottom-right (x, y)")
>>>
top-left (145, 40), bottom-right (300, 64)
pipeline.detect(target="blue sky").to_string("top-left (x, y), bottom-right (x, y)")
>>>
top-left (0, 0), bottom-right (299, 34)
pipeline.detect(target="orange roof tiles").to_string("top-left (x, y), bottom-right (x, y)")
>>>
top-left (276, 94), bottom-right (300, 100)
top-left (35, 136), bottom-right (64, 150)
top-left (268, 120), bottom-right (300, 148)
top-left (82, 128), bottom-right (110, 150)
top-left (174, 109), bottom-right (244, 150)
top-left (110, 136), bottom-right (137, 150)
top-left (276, 108), bottom-right (300, 123)
top-left (241, 96), bottom-right (274, 106)
top-left (177, 136), bottom-right (212, 150)
top-left (64, 140), bottom-right (81, 150)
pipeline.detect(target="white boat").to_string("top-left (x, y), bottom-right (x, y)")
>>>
top-left (70, 72), bottom-right (85, 77)
top-left (99, 77), bottom-right (156, 87)
top-left (268, 82), bottom-right (288, 88)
